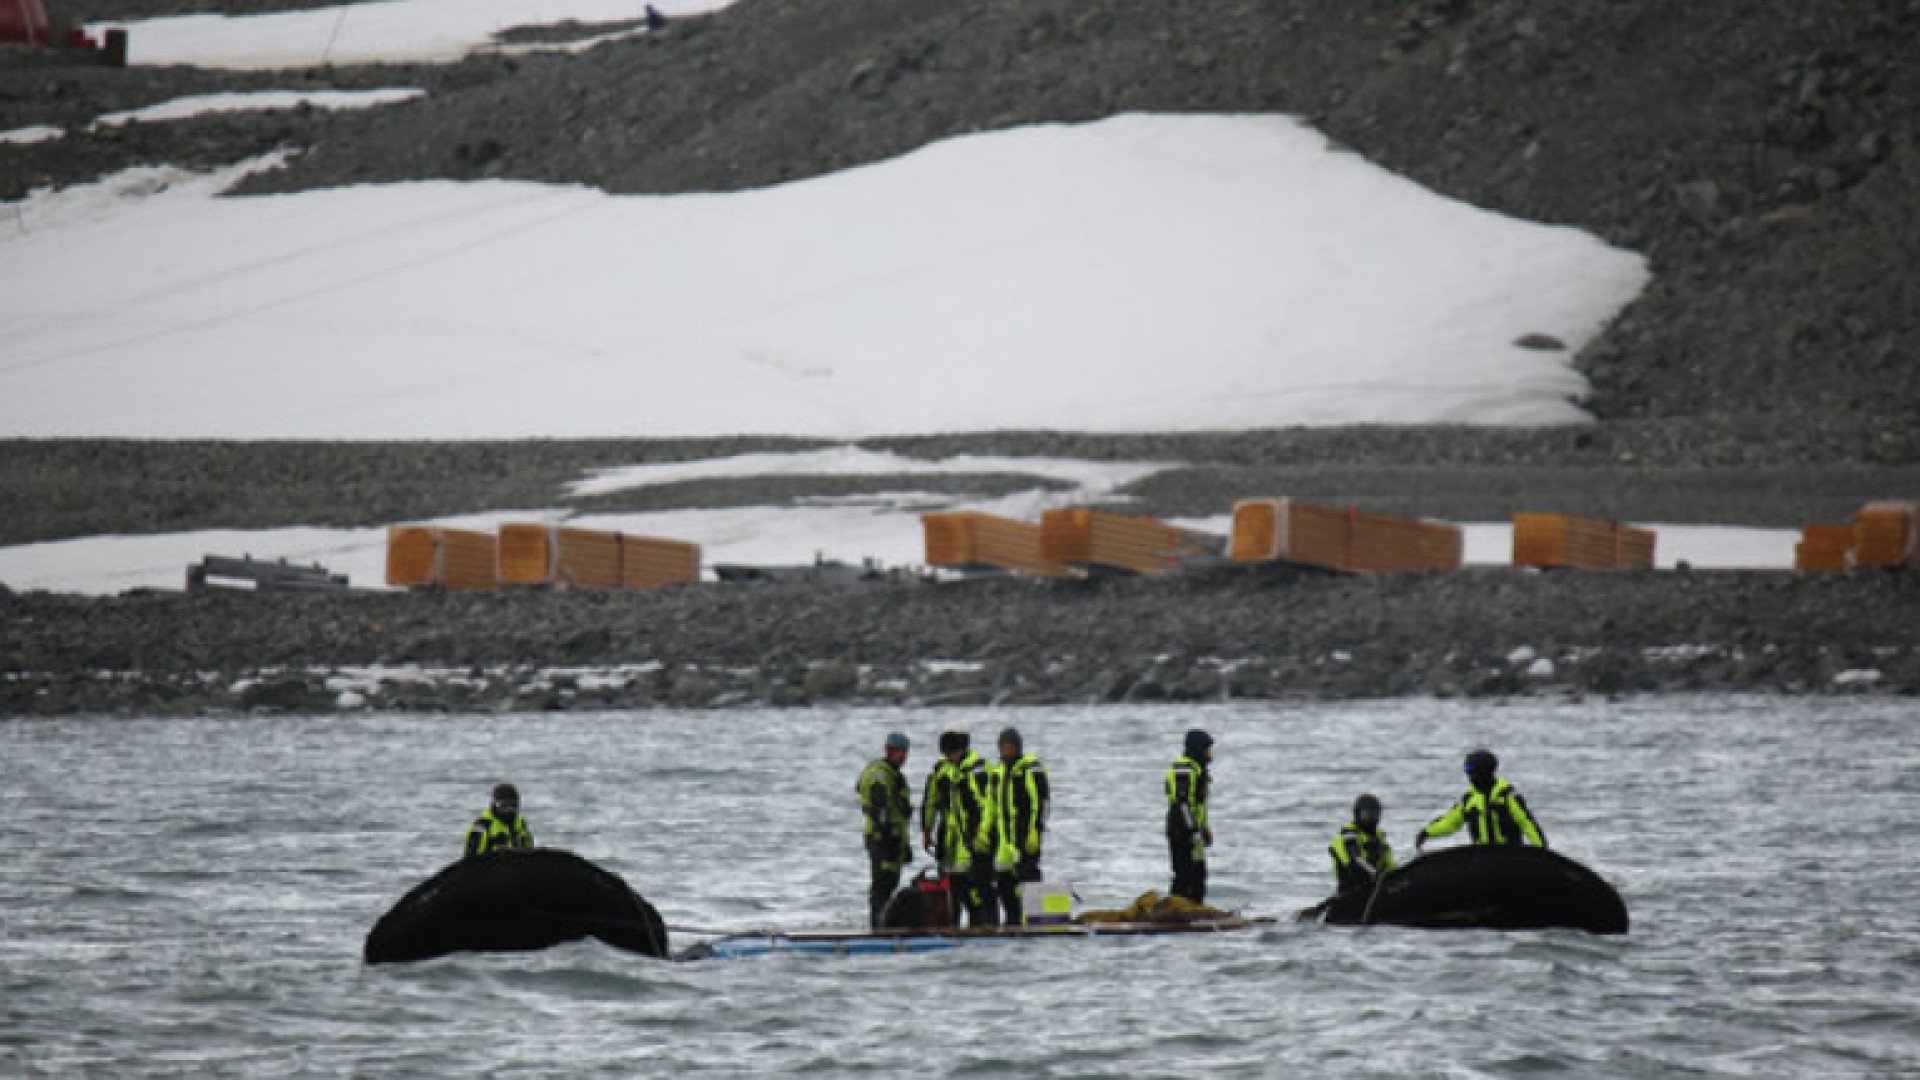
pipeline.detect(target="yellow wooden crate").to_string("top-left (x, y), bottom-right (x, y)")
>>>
top-left (1512, 513), bottom-right (1656, 570)
top-left (922, 512), bottom-right (1064, 577)
top-left (1794, 524), bottom-right (1853, 571)
top-left (498, 524), bottom-right (624, 589)
top-left (620, 535), bottom-right (701, 589)
top-left (1039, 508), bottom-right (1219, 575)
top-left (385, 525), bottom-right (498, 590)
top-left (1231, 499), bottom-right (1462, 573)
top-left (1852, 502), bottom-right (1919, 567)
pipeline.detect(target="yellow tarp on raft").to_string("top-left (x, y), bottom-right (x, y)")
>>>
top-left (1075, 890), bottom-right (1234, 924)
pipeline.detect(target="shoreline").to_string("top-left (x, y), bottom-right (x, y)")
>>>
top-left (6, 568), bottom-right (1914, 715)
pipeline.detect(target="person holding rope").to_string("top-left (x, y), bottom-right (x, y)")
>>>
top-left (1329, 793), bottom-right (1395, 895)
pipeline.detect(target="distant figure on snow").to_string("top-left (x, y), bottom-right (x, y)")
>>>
top-left (645, 4), bottom-right (666, 31)
top-left (465, 782), bottom-right (534, 857)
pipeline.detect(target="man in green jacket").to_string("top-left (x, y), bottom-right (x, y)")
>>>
top-left (857, 731), bottom-right (914, 927)
top-left (1165, 729), bottom-right (1214, 903)
top-left (981, 726), bottom-right (1049, 925)
top-left (464, 782), bottom-right (533, 858)
top-left (1416, 748), bottom-right (1548, 851)
top-left (922, 728), bottom-right (995, 926)
top-left (1329, 793), bottom-right (1395, 895)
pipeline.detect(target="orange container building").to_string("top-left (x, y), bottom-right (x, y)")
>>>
top-left (498, 524), bottom-right (624, 588)
top-left (1851, 502), bottom-right (1919, 567)
top-left (385, 526), bottom-right (499, 590)
top-left (620, 534), bottom-right (702, 589)
top-left (1230, 499), bottom-right (1462, 573)
top-left (922, 512), bottom-right (1065, 576)
top-left (1794, 524), bottom-right (1853, 571)
top-left (1038, 509), bottom-right (1220, 575)
top-left (1511, 513), bottom-right (1656, 570)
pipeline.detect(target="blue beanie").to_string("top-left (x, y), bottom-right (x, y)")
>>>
top-left (998, 727), bottom-right (1023, 751)
top-left (885, 732), bottom-right (910, 751)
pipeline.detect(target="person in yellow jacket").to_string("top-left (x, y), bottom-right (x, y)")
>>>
top-left (1416, 748), bottom-right (1547, 851)
top-left (922, 728), bottom-right (996, 926)
top-left (1165, 729), bottom-right (1213, 903)
top-left (1329, 793), bottom-right (1396, 895)
top-left (978, 726), bottom-right (1049, 925)
top-left (857, 731), bottom-right (914, 927)
top-left (464, 783), bottom-right (533, 858)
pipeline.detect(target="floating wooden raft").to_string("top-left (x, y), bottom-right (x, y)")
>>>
top-left (1511, 512), bottom-right (1656, 570)
top-left (1851, 502), bottom-right (1920, 567)
top-left (1229, 499), bottom-right (1462, 573)
top-left (1795, 524), bottom-right (1854, 571)
top-left (921, 512), bottom-right (1065, 577)
top-left (499, 525), bottom-right (701, 589)
top-left (385, 526), bottom-right (499, 590)
top-left (1038, 509), bottom-right (1221, 575)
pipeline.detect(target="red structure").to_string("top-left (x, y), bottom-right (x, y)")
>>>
top-left (1, 0), bottom-right (54, 45)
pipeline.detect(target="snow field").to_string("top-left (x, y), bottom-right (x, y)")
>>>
top-left (0, 114), bottom-right (1648, 439)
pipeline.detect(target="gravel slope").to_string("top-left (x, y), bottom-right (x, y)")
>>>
top-left (5, 568), bottom-right (1916, 714)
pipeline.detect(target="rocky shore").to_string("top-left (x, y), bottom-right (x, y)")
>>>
top-left (4, 568), bottom-right (1915, 715)
top-left (5, 2), bottom-right (1918, 715)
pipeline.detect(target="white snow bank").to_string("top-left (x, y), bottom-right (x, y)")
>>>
top-left (0, 114), bottom-right (1648, 439)
top-left (92, 88), bottom-right (425, 128)
top-left (1459, 523), bottom-right (1797, 570)
top-left (0, 126), bottom-right (63, 146)
top-left (92, 0), bottom-right (735, 70)
top-left (568, 448), bottom-right (1170, 498)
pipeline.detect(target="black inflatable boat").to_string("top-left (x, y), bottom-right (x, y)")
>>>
top-left (364, 848), bottom-right (669, 964)
top-left (1300, 845), bottom-right (1628, 935)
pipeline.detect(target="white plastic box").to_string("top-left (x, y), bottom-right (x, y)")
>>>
top-left (1021, 880), bottom-right (1074, 926)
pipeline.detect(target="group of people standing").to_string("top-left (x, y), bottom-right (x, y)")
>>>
top-left (858, 731), bottom-right (1550, 927)
top-left (856, 726), bottom-right (1049, 928)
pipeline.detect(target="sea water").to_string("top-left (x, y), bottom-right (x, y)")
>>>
top-left (3, 697), bottom-right (1917, 1077)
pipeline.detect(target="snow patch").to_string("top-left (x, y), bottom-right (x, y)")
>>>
top-left (93, 0), bottom-right (737, 70)
top-left (0, 126), bottom-right (63, 146)
top-left (92, 88), bottom-right (425, 128)
top-left (0, 115), bottom-right (1646, 438)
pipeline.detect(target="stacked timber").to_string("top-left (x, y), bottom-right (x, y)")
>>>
top-left (1511, 513), bottom-right (1656, 570)
top-left (1038, 509), bottom-right (1222, 575)
top-left (499, 524), bottom-right (700, 589)
top-left (1229, 499), bottom-right (1462, 573)
top-left (922, 512), bottom-right (1065, 577)
top-left (620, 535), bottom-right (702, 589)
top-left (1794, 524), bottom-right (1854, 571)
top-left (1851, 502), bottom-right (1920, 567)
top-left (385, 526), bottom-right (499, 590)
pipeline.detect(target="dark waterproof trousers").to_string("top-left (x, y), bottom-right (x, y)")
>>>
top-left (1169, 832), bottom-right (1207, 904)
top-left (957, 858), bottom-right (998, 928)
top-left (868, 843), bottom-right (903, 928)
top-left (994, 855), bottom-right (1042, 925)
